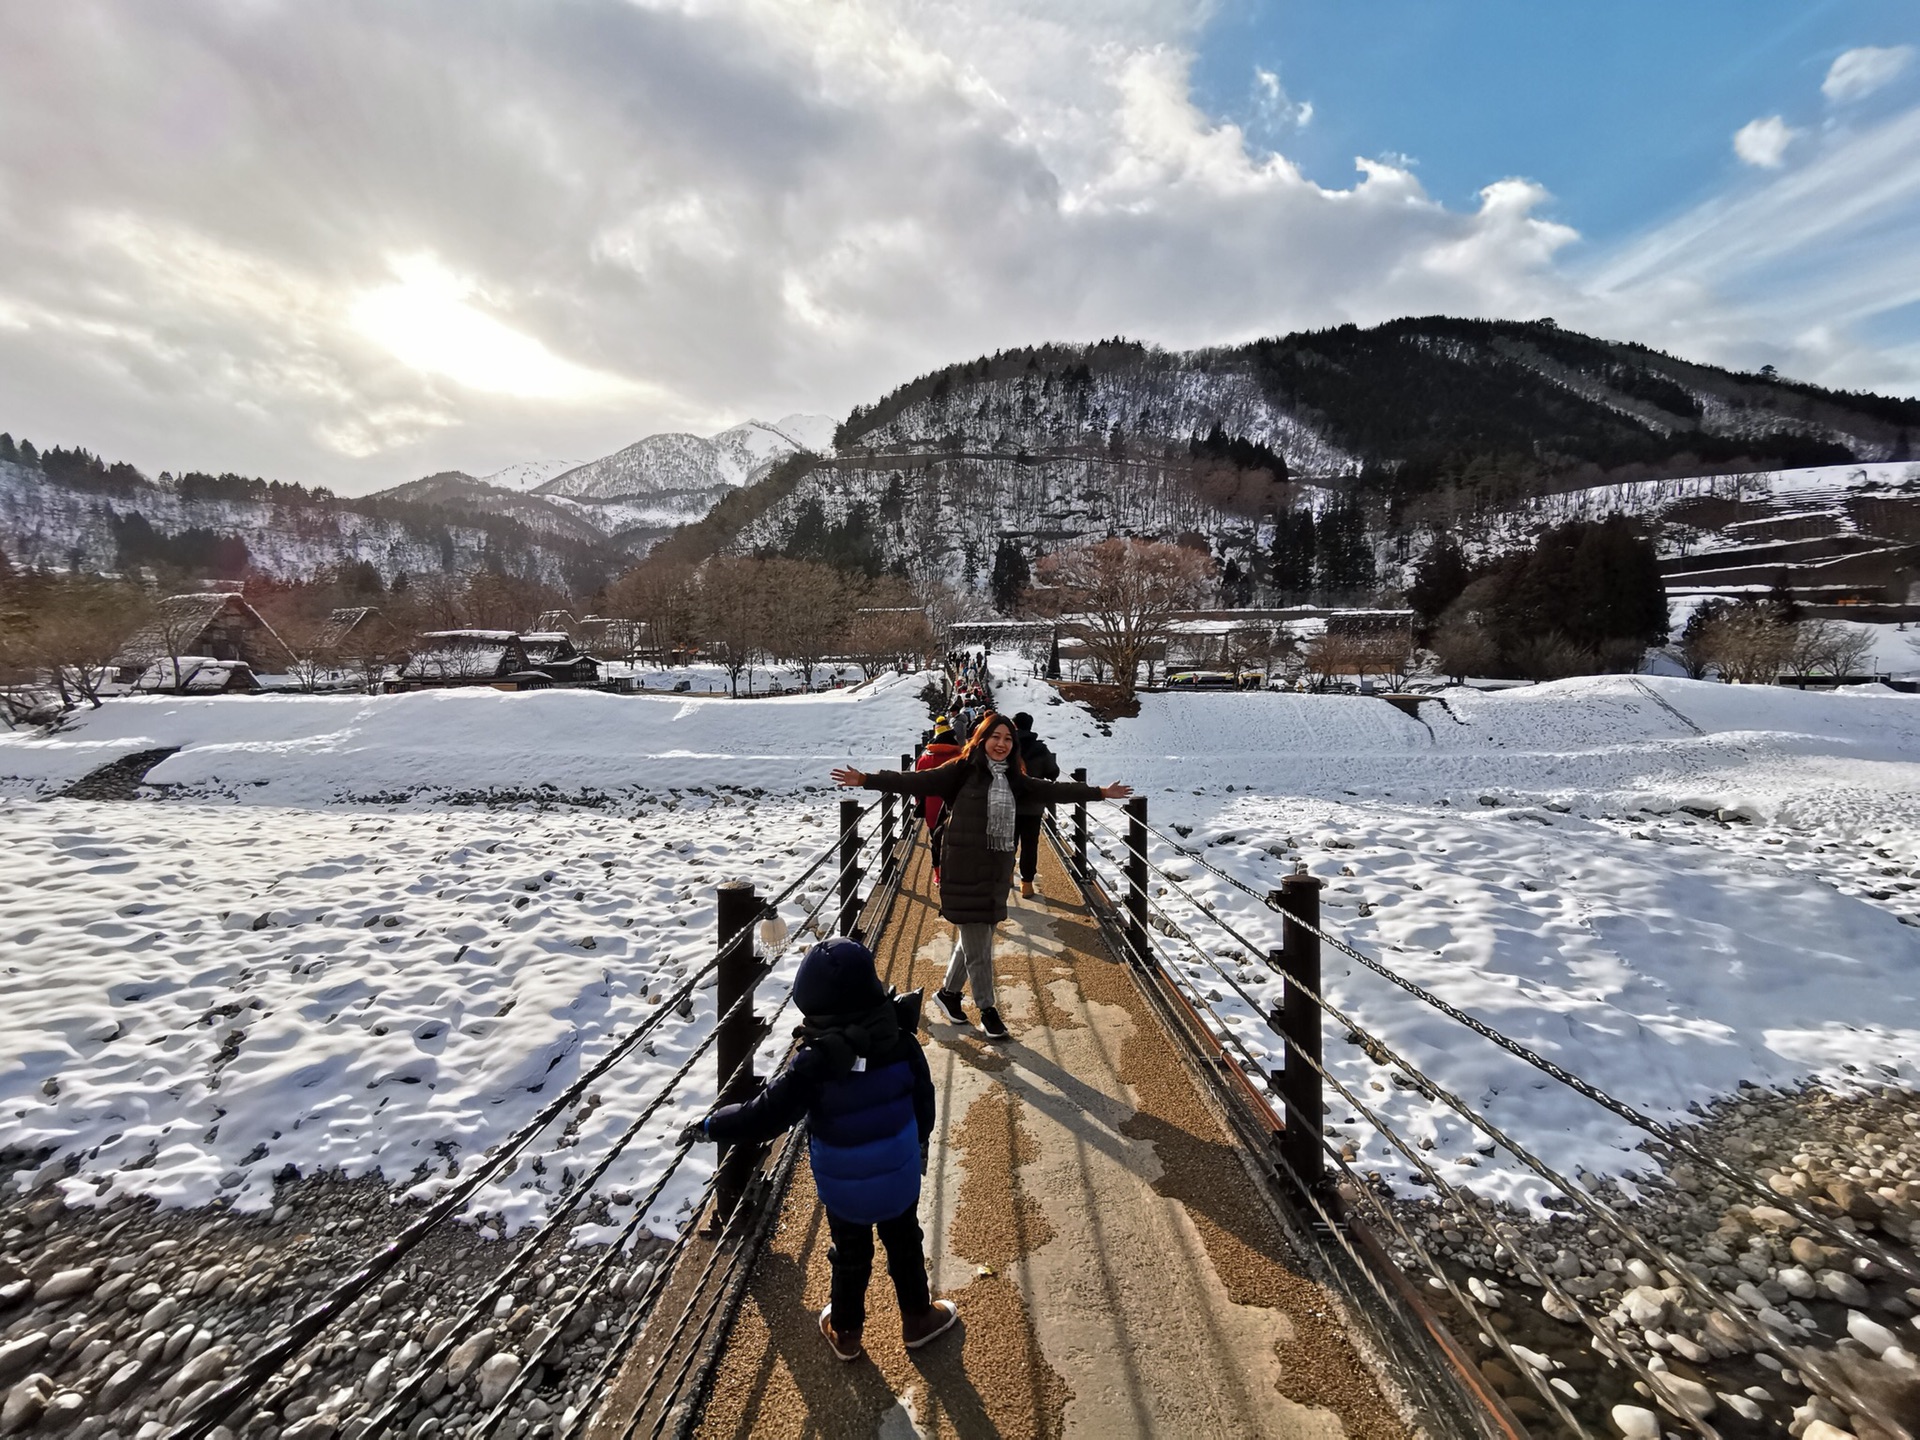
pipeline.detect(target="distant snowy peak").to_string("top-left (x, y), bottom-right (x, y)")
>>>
top-left (478, 459), bottom-right (584, 492)
top-left (533, 414), bottom-right (835, 501)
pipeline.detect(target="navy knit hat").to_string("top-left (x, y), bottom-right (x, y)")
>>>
top-left (792, 937), bottom-right (886, 1018)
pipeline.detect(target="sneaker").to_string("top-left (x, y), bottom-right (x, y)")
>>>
top-left (1020, 878), bottom-right (1036, 898)
top-left (818, 1305), bottom-right (863, 1362)
top-left (935, 989), bottom-right (968, 1025)
top-left (902, 1299), bottom-right (959, 1350)
top-left (978, 1007), bottom-right (1009, 1040)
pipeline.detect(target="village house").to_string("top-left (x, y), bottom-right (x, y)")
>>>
top-left (390, 630), bottom-right (532, 690)
top-left (518, 631), bottom-right (601, 686)
top-left (111, 592), bottom-right (295, 684)
top-left (131, 657), bottom-right (261, 694)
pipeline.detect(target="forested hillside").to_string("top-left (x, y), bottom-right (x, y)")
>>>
top-left (685, 318), bottom-right (1917, 599)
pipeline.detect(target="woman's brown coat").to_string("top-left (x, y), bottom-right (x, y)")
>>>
top-left (862, 759), bottom-right (1101, 925)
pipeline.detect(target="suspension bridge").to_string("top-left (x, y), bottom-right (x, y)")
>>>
top-left (139, 699), bottom-right (1918, 1440)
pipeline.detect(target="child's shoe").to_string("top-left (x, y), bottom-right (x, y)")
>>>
top-left (935, 989), bottom-right (968, 1025)
top-left (818, 1305), bottom-right (863, 1362)
top-left (978, 1007), bottom-right (1009, 1040)
top-left (1020, 878), bottom-right (1036, 898)
top-left (902, 1299), bottom-right (960, 1350)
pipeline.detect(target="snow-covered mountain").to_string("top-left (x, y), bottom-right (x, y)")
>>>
top-left (478, 459), bottom-right (583, 492)
top-left (534, 415), bottom-right (834, 501)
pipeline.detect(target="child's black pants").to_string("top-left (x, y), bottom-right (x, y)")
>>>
top-left (826, 1204), bottom-right (930, 1333)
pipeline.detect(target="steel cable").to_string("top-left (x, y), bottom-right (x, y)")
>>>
top-left (170, 802), bottom-right (878, 1439)
top-left (1089, 810), bottom-right (1882, 1426)
top-left (1115, 807), bottom-right (1920, 1284)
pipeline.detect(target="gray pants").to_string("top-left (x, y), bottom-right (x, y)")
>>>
top-left (943, 923), bottom-right (996, 1010)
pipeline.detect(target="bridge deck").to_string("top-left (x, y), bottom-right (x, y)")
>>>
top-left (691, 837), bottom-right (1410, 1439)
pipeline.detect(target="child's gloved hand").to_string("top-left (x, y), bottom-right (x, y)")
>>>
top-left (677, 1119), bottom-right (711, 1146)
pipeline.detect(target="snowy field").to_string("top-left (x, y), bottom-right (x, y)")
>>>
top-left (989, 664), bottom-right (1920, 1209)
top-left (0, 676), bottom-right (931, 1239)
top-left (4, 663), bottom-right (1920, 1231)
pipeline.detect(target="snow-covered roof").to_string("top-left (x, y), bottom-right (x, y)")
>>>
top-left (131, 657), bottom-right (256, 693)
top-left (112, 593), bottom-right (293, 671)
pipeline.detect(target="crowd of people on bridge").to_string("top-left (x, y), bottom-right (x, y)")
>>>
top-left (685, 656), bottom-right (1132, 1365)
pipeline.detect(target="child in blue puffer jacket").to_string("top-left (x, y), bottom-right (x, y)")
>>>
top-left (681, 938), bottom-right (957, 1361)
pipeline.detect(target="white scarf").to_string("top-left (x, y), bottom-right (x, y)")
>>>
top-left (985, 759), bottom-right (1017, 851)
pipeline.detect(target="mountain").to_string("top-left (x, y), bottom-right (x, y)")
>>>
top-left (478, 459), bottom-right (583, 492)
top-left (533, 415), bottom-right (835, 501)
top-left (0, 456), bottom-right (620, 592)
top-left (650, 320), bottom-right (1918, 594)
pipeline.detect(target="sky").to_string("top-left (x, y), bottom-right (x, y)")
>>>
top-left (0, 0), bottom-right (1915, 496)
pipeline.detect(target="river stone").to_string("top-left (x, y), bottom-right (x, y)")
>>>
top-left (475, 1353), bottom-right (519, 1408)
top-left (1819, 1269), bottom-right (1871, 1307)
top-left (1610, 1403), bottom-right (1660, 1438)
top-left (1654, 1373), bottom-right (1716, 1419)
top-left (1, 1374), bottom-right (50, 1435)
top-left (0, 1335), bottom-right (48, 1386)
top-left (35, 1269), bottom-right (98, 1304)
top-left (444, 1329), bottom-right (495, 1386)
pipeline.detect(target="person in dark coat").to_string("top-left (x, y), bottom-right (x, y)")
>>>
top-left (681, 938), bottom-right (956, 1361)
top-left (1010, 712), bottom-right (1059, 898)
top-left (832, 713), bottom-right (1131, 1039)
top-left (914, 719), bottom-right (963, 882)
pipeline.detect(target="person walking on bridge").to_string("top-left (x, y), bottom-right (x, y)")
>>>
top-left (1010, 711), bottom-right (1058, 899)
top-left (681, 938), bottom-right (957, 1361)
top-left (833, 713), bottom-right (1131, 1039)
top-left (915, 717), bottom-right (963, 883)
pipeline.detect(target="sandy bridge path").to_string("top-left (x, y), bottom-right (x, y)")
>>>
top-left (692, 836), bottom-right (1410, 1440)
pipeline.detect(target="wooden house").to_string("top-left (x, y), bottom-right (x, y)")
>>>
top-left (519, 632), bottom-right (601, 685)
top-left (112, 593), bottom-right (295, 684)
top-left (392, 630), bottom-right (530, 690)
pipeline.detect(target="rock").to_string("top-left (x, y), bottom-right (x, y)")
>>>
top-left (1550, 1250), bottom-right (1583, 1280)
top-left (99, 1359), bottom-right (145, 1409)
top-left (1, 1374), bottom-right (51, 1435)
top-left (1719, 1392), bottom-right (1763, 1421)
top-left (1625, 1259), bottom-right (1658, 1286)
top-left (141, 1297), bottom-right (180, 1332)
top-left (1792, 1237), bottom-right (1830, 1267)
top-left (444, 1329), bottom-right (495, 1386)
top-left (1654, 1373), bottom-right (1716, 1419)
top-left (34, 1269), bottom-right (98, 1304)
top-left (1752, 1206), bottom-right (1799, 1229)
top-left (191, 1266), bottom-right (229, 1298)
top-left (362, 1355), bottom-right (393, 1402)
top-left (1779, 1266), bottom-right (1818, 1299)
top-left (41, 1391), bottom-right (85, 1431)
top-left (1820, 1269), bottom-right (1872, 1307)
top-left (475, 1353), bottom-right (519, 1408)
top-left (1610, 1403), bottom-right (1660, 1438)
top-left (1623, 1286), bottom-right (1669, 1327)
top-left (1801, 1423), bottom-right (1858, 1440)
top-left (123, 1284), bottom-right (163, 1314)
top-left (158, 1344), bottom-right (231, 1401)
top-left (281, 1419), bottom-right (338, 1440)
top-left (1668, 1333), bottom-right (1710, 1364)
top-left (161, 1322), bottom-right (196, 1362)
top-left (0, 1334), bottom-right (49, 1386)
top-left (1541, 1290), bottom-right (1581, 1323)
top-left (1850, 1312), bottom-right (1902, 1357)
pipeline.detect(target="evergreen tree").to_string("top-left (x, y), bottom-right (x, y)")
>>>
top-left (1314, 497), bottom-right (1373, 596)
top-left (1270, 508), bottom-right (1316, 598)
top-left (0, 433), bottom-right (15, 463)
top-left (1407, 537), bottom-right (1472, 625)
top-left (988, 538), bottom-right (1030, 613)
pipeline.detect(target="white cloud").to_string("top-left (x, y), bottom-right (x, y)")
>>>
top-left (1734, 115), bottom-right (1800, 168)
top-left (0, 0), bottom-right (1911, 493)
top-left (1823, 45), bottom-right (1915, 104)
top-left (1253, 67), bottom-right (1312, 133)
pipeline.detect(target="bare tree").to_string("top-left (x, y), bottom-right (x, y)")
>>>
top-left (1034, 538), bottom-right (1213, 700)
top-left (1788, 618), bottom-right (1875, 678)
top-left (1702, 606), bottom-right (1795, 683)
top-left (30, 578), bottom-right (152, 708)
top-left (1430, 618), bottom-right (1499, 683)
top-left (760, 558), bottom-right (853, 689)
top-left (605, 559), bottom-right (699, 666)
top-left (695, 556), bottom-right (771, 695)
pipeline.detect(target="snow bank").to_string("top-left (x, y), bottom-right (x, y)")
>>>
top-left (0, 672), bottom-right (931, 802)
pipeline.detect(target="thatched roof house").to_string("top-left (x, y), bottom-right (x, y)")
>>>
top-left (131, 657), bottom-right (261, 694)
top-left (112, 593), bottom-right (294, 683)
top-left (395, 630), bottom-right (528, 686)
top-left (519, 632), bottom-right (600, 685)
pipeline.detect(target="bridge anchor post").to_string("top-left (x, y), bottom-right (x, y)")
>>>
top-left (1125, 796), bottom-right (1149, 964)
top-left (1072, 767), bottom-right (1089, 881)
top-left (839, 798), bottom-right (864, 936)
top-left (1272, 869), bottom-right (1327, 1199)
top-left (714, 879), bottom-right (764, 1224)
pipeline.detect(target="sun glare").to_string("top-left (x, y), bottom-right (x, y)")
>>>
top-left (349, 255), bottom-right (626, 401)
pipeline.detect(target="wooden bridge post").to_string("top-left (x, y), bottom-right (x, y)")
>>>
top-left (1273, 869), bottom-right (1327, 1196)
top-left (714, 880), bottom-right (763, 1223)
top-left (839, 798), bottom-right (863, 936)
top-left (1072, 767), bottom-right (1089, 879)
top-left (1125, 796), bottom-right (1149, 963)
